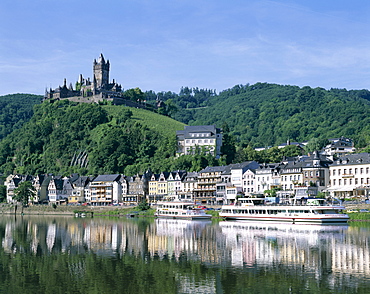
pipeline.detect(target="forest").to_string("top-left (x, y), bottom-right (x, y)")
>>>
top-left (143, 83), bottom-right (370, 149)
top-left (1, 82), bottom-right (370, 177)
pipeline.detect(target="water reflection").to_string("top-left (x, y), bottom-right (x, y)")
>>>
top-left (0, 216), bottom-right (369, 293)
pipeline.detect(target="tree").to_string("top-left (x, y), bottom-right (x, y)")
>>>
top-left (221, 123), bottom-right (236, 164)
top-left (0, 185), bottom-right (6, 202)
top-left (137, 199), bottom-right (150, 211)
top-left (13, 181), bottom-right (36, 205)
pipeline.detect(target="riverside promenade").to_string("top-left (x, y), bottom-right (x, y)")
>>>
top-left (0, 203), bottom-right (135, 216)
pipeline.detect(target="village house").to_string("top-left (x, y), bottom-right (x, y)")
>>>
top-left (195, 166), bottom-right (229, 204)
top-left (167, 170), bottom-right (187, 198)
top-left (68, 176), bottom-right (91, 204)
top-left (5, 174), bottom-right (33, 203)
top-left (322, 137), bottom-right (356, 157)
top-left (32, 174), bottom-right (52, 203)
top-left (255, 163), bottom-right (281, 194)
top-left (122, 172), bottom-right (150, 204)
top-left (176, 125), bottom-right (223, 158)
top-left (326, 153), bottom-right (370, 200)
top-left (89, 174), bottom-right (122, 206)
top-left (47, 176), bottom-right (67, 203)
top-left (177, 172), bottom-right (198, 201)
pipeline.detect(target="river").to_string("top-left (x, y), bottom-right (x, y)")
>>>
top-left (0, 216), bottom-right (368, 293)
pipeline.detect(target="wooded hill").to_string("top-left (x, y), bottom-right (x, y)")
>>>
top-left (0, 97), bottom-right (187, 176)
top-left (146, 83), bottom-right (370, 149)
top-left (1, 83), bottom-right (370, 176)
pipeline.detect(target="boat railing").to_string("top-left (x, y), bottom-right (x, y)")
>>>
top-left (233, 202), bottom-right (338, 207)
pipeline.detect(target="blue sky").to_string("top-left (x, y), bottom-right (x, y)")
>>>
top-left (1, 0), bottom-right (370, 96)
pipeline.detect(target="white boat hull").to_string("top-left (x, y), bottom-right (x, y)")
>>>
top-left (220, 214), bottom-right (349, 223)
top-left (220, 204), bottom-right (349, 224)
top-left (155, 214), bottom-right (212, 220)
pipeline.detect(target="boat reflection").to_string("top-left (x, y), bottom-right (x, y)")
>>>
top-left (0, 216), bottom-right (369, 290)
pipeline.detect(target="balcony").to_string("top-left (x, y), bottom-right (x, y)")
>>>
top-left (342, 174), bottom-right (354, 178)
top-left (198, 174), bottom-right (220, 179)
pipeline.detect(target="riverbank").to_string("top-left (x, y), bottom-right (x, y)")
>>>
top-left (0, 203), bottom-right (141, 216)
top-left (2, 203), bottom-right (370, 221)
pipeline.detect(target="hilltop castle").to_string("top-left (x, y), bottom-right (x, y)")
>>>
top-left (44, 54), bottom-right (128, 105)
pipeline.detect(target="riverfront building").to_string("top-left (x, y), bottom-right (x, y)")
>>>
top-left (5, 152), bottom-right (370, 206)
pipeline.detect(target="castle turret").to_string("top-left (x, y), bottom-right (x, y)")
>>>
top-left (93, 53), bottom-right (110, 89)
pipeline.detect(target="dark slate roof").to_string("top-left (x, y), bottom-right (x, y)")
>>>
top-left (280, 153), bottom-right (332, 173)
top-left (184, 172), bottom-right (198, 179)
top-left (199, 166), bottom-right (229, 174)
top-left (230, 161), bottom-right (260, 172)
top-left (330, 153), bottom-right (370, 166)
top-left (258, 163), bottom-right (281, 170)
top-left (73, 176), bottom-right (90, 188)
top-left (69, 173), bottom-right (80, 183)
top-left (53, 178), bottom-right (64, 190)
top-left (176, 125), bottom-right (221, 138)
top-left (92, 174), bottom-right (121, 182)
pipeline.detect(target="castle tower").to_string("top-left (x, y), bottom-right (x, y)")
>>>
top-left (93, 53), bottom-right (110, 89)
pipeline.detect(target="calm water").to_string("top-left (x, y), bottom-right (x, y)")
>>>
top-left (0, 216), bottom-right (369, 294)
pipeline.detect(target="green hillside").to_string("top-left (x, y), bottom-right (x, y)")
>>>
top-left (144, 84), bottom-right (370, 149)
top-left (2, 82), bottom-right (370, 176)
top-left (191, 84), bottom-right (370, 148)
top-left (0, 94), bottom-right (42, 140)
top-left (102, 105), bottom-right (185, 139)
top-left (0, 100), bottom-right (187, 176)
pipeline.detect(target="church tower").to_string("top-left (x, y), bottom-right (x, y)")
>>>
top-left (93, 53), bottom-right (110, 89)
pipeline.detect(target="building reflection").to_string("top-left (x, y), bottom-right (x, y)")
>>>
top-left (0, 216), bottom-right (369, 288)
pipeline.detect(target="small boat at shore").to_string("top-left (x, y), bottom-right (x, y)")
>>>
top-left (219, 197), bottom-right (349, 224)
top-left (155, 201), bottom-right (212, 220)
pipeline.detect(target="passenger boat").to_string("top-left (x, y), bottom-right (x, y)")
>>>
top-left (155, 201), bottom-right (212, 220)
top-left (219, 197), bottom-right (349, 223)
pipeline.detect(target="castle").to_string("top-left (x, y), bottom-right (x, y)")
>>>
top-left (44, 54), bottom-right (130, 105)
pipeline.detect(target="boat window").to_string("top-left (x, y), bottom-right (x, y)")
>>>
top-left (322, 210), bottom-right (336, 214)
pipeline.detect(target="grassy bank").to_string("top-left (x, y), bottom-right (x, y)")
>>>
top-left (347, 212), bottom-right (370, 221)
top-left (0, 204), bottom-right (144, 216)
